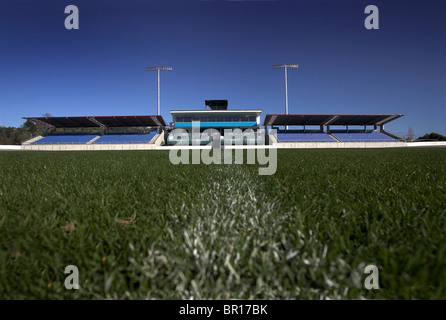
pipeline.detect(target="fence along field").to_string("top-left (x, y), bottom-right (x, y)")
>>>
top-left (0, 148), bottom-right (445, 299)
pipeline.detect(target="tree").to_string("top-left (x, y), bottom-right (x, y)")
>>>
top-left (406, 127), bottom-right (415, 141)
top-left (416, 132), bottom-right (446, 141)
top-left (0, 120), bottom-right (47, 145)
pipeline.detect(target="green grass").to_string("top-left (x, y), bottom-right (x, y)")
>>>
top-left (0, 148), bottom-right (445, 299)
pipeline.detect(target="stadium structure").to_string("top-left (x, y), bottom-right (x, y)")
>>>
top-left (21, 100), bottom-right (406, 150)
top-left (166, 99), bottom-right (263, 146)
top-left (264, 113), bottom-right (405, 148)
top-left (22, 115), bottom-right (166, 151)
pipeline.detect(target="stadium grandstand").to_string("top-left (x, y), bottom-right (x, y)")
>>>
top-left (21, 105), bottom-right (407, 150)
top-left (21, 115), bottom-right (166, 150)
top-left (263, 114), bottom-right (405, 148)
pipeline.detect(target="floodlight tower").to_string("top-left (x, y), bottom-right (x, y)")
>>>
top-left (146, 66), bottom-right (172, 116)
top-left (272, 64), bottom-right (298, 115)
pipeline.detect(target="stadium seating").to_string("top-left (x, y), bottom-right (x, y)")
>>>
top-left (32, 134), bottom-right (98, 144)
top-left (330, 130), bottom-right (397, 142)
top-left (93, 132), bottom-right (156, 144)
top-left (275, 131), bottom-right (336, 142)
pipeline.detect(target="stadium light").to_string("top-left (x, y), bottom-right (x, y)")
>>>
top-left (146, 66), bottom-right (173, 116)
top-left (273, 64), bottom-right (298, 115)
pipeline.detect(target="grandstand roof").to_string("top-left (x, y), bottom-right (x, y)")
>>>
top-left (22, 115), bottom-right (166, 128)
top-left (263, 114), bottom-right (404, 126)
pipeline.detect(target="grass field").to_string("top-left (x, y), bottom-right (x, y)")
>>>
top-left (0, 148), bottom-right (445, 299)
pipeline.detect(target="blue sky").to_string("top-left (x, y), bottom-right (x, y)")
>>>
top-left (0, 0), bottom-right (445, 137)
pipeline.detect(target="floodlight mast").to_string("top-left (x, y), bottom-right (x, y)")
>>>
top-left (145, 66), bottom-right (173, 116)
top-left (273, 64), bottom-right (298, 115)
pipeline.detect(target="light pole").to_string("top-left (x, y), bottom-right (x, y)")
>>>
top-left (272, 64), bottom-right (298, 115)
top-left (146, 66), bottom-right (172, 116)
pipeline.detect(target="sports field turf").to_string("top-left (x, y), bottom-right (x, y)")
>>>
top-left (0, 148), bottom-right (445, 299)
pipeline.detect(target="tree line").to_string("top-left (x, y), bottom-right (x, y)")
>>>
top-left (416, 132), bottom-right (446, 141)
top-left (0, 121), bottom-right (46, 145)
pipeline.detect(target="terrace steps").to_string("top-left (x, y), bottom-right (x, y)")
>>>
top-left (149, 133), bottom-right (160, 144)
top-left (22, 135), bottom-right (43, 145)
top-left (87, 135), bottom-right (101, 144)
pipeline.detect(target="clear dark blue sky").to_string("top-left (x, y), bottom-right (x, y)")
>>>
top-left (1, 0), bottom-right (445, 136)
